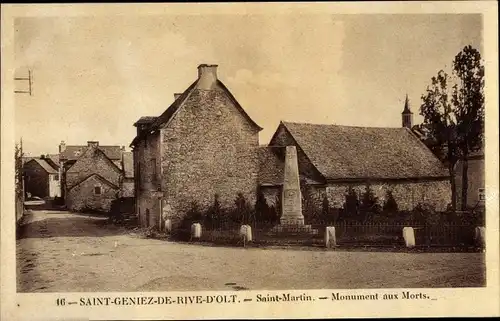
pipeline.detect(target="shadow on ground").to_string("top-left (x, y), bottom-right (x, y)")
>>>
top-left (17, 212), bottom-right (131, 239)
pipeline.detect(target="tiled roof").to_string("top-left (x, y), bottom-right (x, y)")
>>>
top-left (122, 151), bottom-right (134, 178)
top-left (61, 145), bottom-right (122, 161)
top-left (26, 158), bottom-right (58, 174)
top-left (279, 122), bottom-right (449, 180)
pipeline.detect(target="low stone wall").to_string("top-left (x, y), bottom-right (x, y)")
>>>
top-left (325, 179), bottom-right (451, 211)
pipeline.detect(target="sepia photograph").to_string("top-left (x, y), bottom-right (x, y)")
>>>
top-left (2, 2), bottom-right (499, 320)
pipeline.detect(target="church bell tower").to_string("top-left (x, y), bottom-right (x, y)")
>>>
top-left (402, 94), bottom-right (413, 128)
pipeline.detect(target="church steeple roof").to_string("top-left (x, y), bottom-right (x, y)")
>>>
top-left (402, 94), bottom-right (412, 114)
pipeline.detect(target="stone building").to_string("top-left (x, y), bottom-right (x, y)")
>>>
top-left (261, 122), bottom-right (451, 212)
top-left (131, 64), bottom-right (451, 229)
top-left (23, 157), bottom-right (60, 199)
top-left (60, 141), bottom-right (134, 212)
top-left (130, 64), bottom-right (262, 228)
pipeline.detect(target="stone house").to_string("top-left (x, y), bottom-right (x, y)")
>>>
top-left (60, 141), bottom-right (134, 212)
top-left (131, 64), bottom-right (451, 229)
top-left (23, 157), bottom-right (60, 199)
top-left (130, 64), bottom-right (262, 228)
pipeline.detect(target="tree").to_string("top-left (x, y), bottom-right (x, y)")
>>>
top-left (420, 45), bottom-right (485, 211)
top-left (15, 141), bottom-right (24, 199)
top-left (382, 190), bottom-right (398, 214)
top-left (451, 46), bottom-right (485, 210)
top-left (420, 70), bottom-right (460, 211)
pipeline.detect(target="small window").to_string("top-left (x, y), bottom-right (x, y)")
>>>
top-left (94, 186), bottom-right (102, 195)
top-left (54, 174), bottom-right (59, 181)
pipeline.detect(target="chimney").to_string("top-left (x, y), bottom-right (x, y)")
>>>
top-left (59, 141), bottom-right (66, 153)
top-left (87, 141), bottom-right (99, 148)
top-left (196, 64), bottom-right (218, 90)
top-left (174, 93), bottom-right (182, 100)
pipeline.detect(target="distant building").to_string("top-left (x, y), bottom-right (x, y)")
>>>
top-left (121, 151), bottom-right (135, 198)
top-left (59, 141), bottom-right (133, 212)
top-left (130, 64), bottom-right (451, 230)
top-left (23, 157), bottom-right (60, 199)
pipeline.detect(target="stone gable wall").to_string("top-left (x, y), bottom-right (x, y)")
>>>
top-left (270, 125), bottom-right (325, 184)
top-left (159, 88), bottom-right (260, 226)
top-left (66, 175), bottom-right (118, 212)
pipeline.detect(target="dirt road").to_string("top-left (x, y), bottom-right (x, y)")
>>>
top-left (17, 210), bottom-right (486, 292)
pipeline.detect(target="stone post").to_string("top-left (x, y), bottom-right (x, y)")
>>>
top-left (325, 226), bottom-right (337, 248)
top-left (280, 146), bottom-right (304, 226)
top-left (191, 223), bottom-right (202, 240)
top-left (240, 225), bottom-right (252, 243)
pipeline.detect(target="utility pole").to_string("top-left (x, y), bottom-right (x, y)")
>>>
top-left (14, 70), bottom-right (33, 96)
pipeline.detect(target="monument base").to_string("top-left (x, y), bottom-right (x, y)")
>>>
top-left (280, 216), bottom-right (304, 226)
top-left (271, 223), bottom-right (319, 235)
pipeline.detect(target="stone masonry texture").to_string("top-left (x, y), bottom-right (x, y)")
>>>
top-left (66, 175), bottom-right (118, 212)
top-left (135, 86), bottom-right (260, 228)
top-left (159, 88), bottom-right (260, 227)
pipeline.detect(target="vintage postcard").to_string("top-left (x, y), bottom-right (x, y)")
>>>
top-left (1, 2), bottom-right (499, 320)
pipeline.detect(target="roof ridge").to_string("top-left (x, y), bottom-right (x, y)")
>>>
top-left (282, 121), bottom-right (405, 130)
top-left (68, 172), bottom-right (119, 191)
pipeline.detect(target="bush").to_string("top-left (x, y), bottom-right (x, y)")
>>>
top-left (412, 203), bottom-right (439, 225)
top-left (233, 193), bottom-right (255, 225)
top-left (204, 194), bottom-right (222, 228)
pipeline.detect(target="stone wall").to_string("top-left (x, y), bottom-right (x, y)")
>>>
top-left (159, 88), bottom-right (260, 226)
top-left (66, 175), bottom-right (118, 212)
top-left (325, 179), bottom-right (451, 211)
top-left (135, 133), bottom-right (161, 227)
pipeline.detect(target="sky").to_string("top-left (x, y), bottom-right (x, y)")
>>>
top-left (14, 13), bottom-right (482, 157)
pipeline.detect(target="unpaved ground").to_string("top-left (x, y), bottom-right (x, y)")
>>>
top-left (17, 210), bottom-right (486, 292)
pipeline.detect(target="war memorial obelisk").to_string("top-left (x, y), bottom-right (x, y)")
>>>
top-left (280, 146), bottom-right (305, 225)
